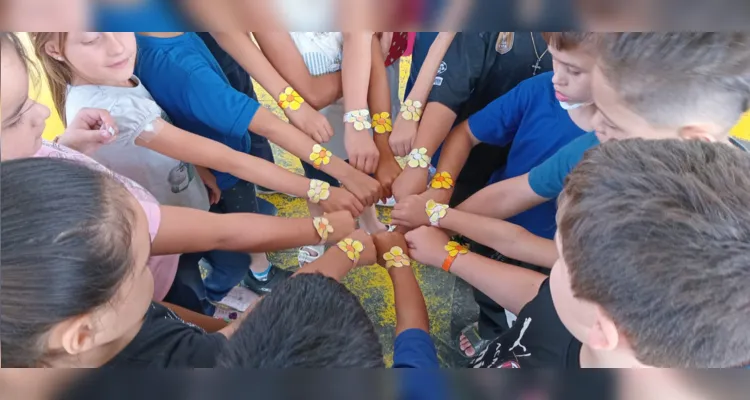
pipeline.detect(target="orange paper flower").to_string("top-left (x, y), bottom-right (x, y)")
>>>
top-left (278, 87), bottom-right (305, 111)
top-left (313, 216), bottom-right (334, 242)
top-left (430, 172), bottom-right (454, 189)
top-left (445, 241), bottom-right (469, 257)
top-left (372, 112), bottom-right (393, 134)
top-left (337, 238), bottom-right (364, 262)
top-left (309, 144), bottom-right (332, 168)
top-left (383, 246), bottom-right (410, 268)
top-left (400, 99), bottom-right (423, 121)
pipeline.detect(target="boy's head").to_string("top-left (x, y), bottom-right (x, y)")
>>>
top-left (550, 138), bottom-right (750, 368)
top-left (542, 32), bottom-right (599, 105)
top-left (219, 273), bottom-right (385, 368)
top-left (592, 32), bottom-right (750, 143)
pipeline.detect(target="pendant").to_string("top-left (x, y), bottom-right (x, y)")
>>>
top-left (496, 32), bottom-right (515, 54)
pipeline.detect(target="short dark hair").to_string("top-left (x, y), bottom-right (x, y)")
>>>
top-left (542, 32), bottom-right (597, 51)
top-left (558, 139), bottom-right (750, 368)
top-left (598, 32), bottom-right (750, 133)
top-left (219, 273), bottom-right (385, 368)
top-left (1, 158), bottom-right (136, 367)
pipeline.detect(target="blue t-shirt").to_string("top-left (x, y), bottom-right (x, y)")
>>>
top-left (528, 131), bottom-right (601, 200)
top-left (94, 0), bottom-right (190, 31)
top-left (468, 72), bottom-right (587, 240)
top-left (134, 33), bottom-right (259, 191)
top-left (392, 329), bottom-right (444, 400)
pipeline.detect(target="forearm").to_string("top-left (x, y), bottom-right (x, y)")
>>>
top-left (295, 247), bottom-right (356, 281)
top-left (456, 174), bottom-right (547, 220)
top-left (225, 151), bottom-right (310, 198)
top-left (250, 107), bottom-right (355, 182)
top-left (153, 206), bottom-right (320, 255)
top-left (450, 253), bottom-right (546, 316)
top-left (210, 32), bottom-right (290, 98)
top-left (389, 267), bottom-right (430, 335)
top-left (254, 32), bottom-right (342, 109)
top-left (411, 102), bottom-right (458, 155)
top-left (369, 35), bottom-right (397, 160)
top-left (441, 209), bottom-right (558, 268)
top-left (407, 32), bottom-right (456, 103)
top-left (432, 121), bottom-right (476, 178)
top-left (342, 32), bottom-right (374, 111)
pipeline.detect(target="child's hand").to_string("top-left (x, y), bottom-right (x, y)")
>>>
top-left (372, 231), bottom-right (409, 267)
top-left (340, 169), bottom-right (383, 207)
top-left (196, 166), bottom-right (221, 205)
top-left (389, 118), bottom-right (418, 157)
top-left (287, 103), bottom-right (334, 143)
top-left (405, 226), bottom-right (452, 267)
top-left (58, 107), bottom-right (118, 155)
top-left (391, 194), bottom-right (431, 229)
top-left (320, 187), bottom-right (365, 217)
top-left (391, 167), bottom-right (429, 202)
top-left (349, 229), bottom-right (377, 266)
top-left (374, 155), bottom-right (402, 201)
top-left (345, 125), bottom-right (380, 174)
top-left (323, 210), bottom-right (357, 244)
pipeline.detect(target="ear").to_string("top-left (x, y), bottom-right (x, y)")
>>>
top-left (587, 306), bottom-right (620, 351)
top-left (47, 315), bottom-right (98, 356)
top-left (678, 124), bottom-right (719, 143)
top-left (44, 41), bottom-right (64, 62)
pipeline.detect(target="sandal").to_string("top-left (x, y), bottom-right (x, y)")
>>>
top-left (456, 323), bottom-right (491, 359)
top-left (298, 245), bottom-right (325, 268)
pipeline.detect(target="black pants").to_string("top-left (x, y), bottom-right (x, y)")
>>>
top-left (449, 143), bottom-right (511, 207)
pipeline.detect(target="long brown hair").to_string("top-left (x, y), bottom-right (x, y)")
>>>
top-left (28, 33), bottom-right (72, 126)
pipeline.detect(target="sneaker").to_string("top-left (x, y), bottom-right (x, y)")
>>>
top-left (240, 265), bottom-right (293, 295)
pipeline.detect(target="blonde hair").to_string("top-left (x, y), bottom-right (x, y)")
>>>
top-left (29, 33), bottom-right (71, 126)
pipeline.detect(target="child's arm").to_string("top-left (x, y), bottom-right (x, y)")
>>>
top-left (373, 232), bottom-right (430, 335)
top-left (209, 31), bottom-right (334, 143)
top-left (295, 229), bottom-right (376, 281)
top-left (368, 34), bottom-right (402, 201)
top-left (405, 227), bottom-right (546, 316)
top-left (152, 208), bottom-right (356, 256)
top-left (342, 32), bottom-right (380, 174)
top-left (254, 32), bottom-right (343, 110)
top-left (137, 120), bottom-right (364, 215)
top-left (389, 32), bottom-right (456, 157)
top-left (391, 196), bottom-right (557, 268)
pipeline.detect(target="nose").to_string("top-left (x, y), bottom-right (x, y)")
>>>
top-left (552, 70), bottom-right (565, 87)
top-left (32, 101), bottom-right (51, 124)
top-left (103, 33), bottom-right (125, 56)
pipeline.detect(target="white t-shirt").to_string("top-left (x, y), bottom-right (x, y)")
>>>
top-left (66, 76), bottom-right (210, 211)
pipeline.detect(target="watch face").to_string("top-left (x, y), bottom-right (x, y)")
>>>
top-left (496, 32), bottom-right (515, 54)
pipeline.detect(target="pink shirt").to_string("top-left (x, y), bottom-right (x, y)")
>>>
top-left (34, 141), bottom-right (179, 301)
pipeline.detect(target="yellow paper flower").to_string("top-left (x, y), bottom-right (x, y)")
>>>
top-left (407, 147), bottom-right (431, 169)
top-left (313, 217), bottom-right (334, 242)
top-left (400, 99), bottom-right (423, 121)
top-left (309, 144), bottom-right (332, 168)
top-left (445, 241), bottom-right (469, 257)
top-left (344, 109), bottom-right (372, 131)
top-left (337, 238), bottom-right (364, 262)
top-left (278, 87), bottom-right (305, 111)
top-left (430, 172), bottom-right (454, 189)
top-left (426, 199), bottom-right (449, 226)
top-left (372, 112), bottom-right (393, 134)
top-left (307, 179), bottom-right (331, 203)
top-left (383, 246), bottom-right (410, 268)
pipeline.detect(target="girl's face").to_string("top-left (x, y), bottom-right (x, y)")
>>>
top-left (57, 32), bottom-right (137, 86)
top-left (47, 193), bottom-right (154, 363)
top-left (0, 39), bottom-right (51, 160)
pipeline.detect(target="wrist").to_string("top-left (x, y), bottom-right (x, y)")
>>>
top-left (441, 241), bottom-right (470, 273)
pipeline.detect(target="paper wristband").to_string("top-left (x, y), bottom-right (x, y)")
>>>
top-left (307, 179), bottom-right (331, 204)
top-left (337, 238), bottom-right (364, 263)
top-left (442, 241), bottom-right (469, 272)
top-left (400, 99), bottom-right (423, 122)
top-left (343, 109), bottom-right (372, 131)
top-left (406, 148), bottom-right (431, 169)
top-left (430, 172), bottom-right (454, 190)
top-left (425, 199), bottom-right (449, 227)
top-left (372, 112), bottom-right (393, 134)
top-left (309, 144), bottom-right (332, 169)
top-left (313, 217), bottom-right (334, 244)
top-left (383, 246), bottom-right (411, 269)
top-left (278, 87), bottom-right (305, 111)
